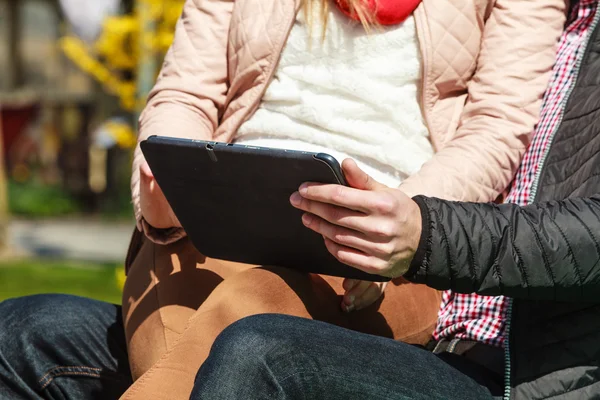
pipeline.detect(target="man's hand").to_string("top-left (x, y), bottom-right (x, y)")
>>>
top-left (139, 161), bottom-right (181, 230)
top-left (290, 158), bottom-right (422, 280)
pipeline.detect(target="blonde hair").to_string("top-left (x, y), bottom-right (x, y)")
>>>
top-left (303, 0), bottom-right (376, 37)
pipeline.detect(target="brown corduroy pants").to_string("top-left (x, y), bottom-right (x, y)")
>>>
top-left (120, 232), bottom-right (442, 399)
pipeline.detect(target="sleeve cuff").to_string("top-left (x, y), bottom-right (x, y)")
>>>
top-left (139, 218), bottom-right (187, 245)
top-left (403, 195), bottom-right (431, 283)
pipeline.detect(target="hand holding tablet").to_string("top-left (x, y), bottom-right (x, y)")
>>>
top-left (141, 136), bottom-right (389, 282)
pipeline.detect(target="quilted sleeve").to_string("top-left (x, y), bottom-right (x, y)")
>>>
top-left (131, 0), bottom-right (234, 243)
top-left (405, 195), bottom-right (600, 302)
top-left (399, 0), bottom-right (568, 202)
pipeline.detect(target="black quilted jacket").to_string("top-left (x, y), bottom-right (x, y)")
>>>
top-left (404, 8), bottom-right (600, 400)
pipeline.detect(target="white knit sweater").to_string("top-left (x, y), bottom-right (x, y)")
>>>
top-left (235, 6), bottom-right (432, 187)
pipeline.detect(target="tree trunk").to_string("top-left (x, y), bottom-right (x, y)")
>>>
top-left (7, 0), bottom-right (24, 91)
top-left (0, 0), bottom-right (21, 252)
top-left (135, 0), bottom-right (158, 119)
top-left (0, 106), bottom-right (8, 252)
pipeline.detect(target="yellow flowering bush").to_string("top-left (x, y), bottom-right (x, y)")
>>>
top-left (60, 0), bottom-right (185, 116)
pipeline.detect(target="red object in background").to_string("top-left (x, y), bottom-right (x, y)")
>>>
top-left (1, 104), bottom-right (38, 157)
top-left (335, 0), bottom-right (422, 25)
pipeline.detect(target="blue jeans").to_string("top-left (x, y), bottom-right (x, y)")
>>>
top-left (191, 314), bottom-right (503, 400)
top-left (0, 294), bottom-right (132, 400)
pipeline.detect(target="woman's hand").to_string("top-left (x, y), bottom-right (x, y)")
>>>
top-left (289, 159), bottom-right (422, 300)
top-left (340, 279), bottom-right (388, 312)
top-left (139, 161), bottom-right (181, 229)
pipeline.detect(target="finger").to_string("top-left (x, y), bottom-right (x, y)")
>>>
top-left (342, 278), bottom-right (360, 291)
top-left (343, 280), bottom-right (371, 306)
top-left (297, 183), bottom-right (388, 214)
top-left (341, 280), bottom-right (371, 313)
top-left (302, 214), bottom-right (393, 260)
top-left (342, 159), bottom-right (386, 191)
top-left (323, 237), bottom-right (387, 276)
top-left (302, 213), bottom-right (389, 256)
top-left (354, 282), bottom-right (386, 311)
top-left (291, 193), bottom-right (375, 233)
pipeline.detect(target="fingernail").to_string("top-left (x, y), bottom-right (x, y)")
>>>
top-left (346, 295), bottom-right (355, 305)
top-left (342, 302), bottom-right (355, 313)
top-left (290, 192), bottom-right (301, 206)
top-left (299, 183), bottom-right (308, 195)
top-left (302, 213), bottom-right (313, 225)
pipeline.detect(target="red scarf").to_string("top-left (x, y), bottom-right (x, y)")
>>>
top-left (336, 0), bottom-right (422, 25)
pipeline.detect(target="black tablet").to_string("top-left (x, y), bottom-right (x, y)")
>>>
top-left (141, 136), bottom-right (387, 282)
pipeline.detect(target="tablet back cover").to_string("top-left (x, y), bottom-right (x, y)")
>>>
top-left (142, 137), bottom-right (387, 282)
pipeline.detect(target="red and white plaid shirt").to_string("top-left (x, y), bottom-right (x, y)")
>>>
top-left (433, 0), bottom-right (598, 348)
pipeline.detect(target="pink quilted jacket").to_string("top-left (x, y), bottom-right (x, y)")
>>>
top-left (132, 0), bottom-right (567, 243)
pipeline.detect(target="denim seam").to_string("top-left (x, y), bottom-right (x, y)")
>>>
top-left (38, 366), bottom-right (102, 385)
top-left (38, 366), bottom-right (129, 391)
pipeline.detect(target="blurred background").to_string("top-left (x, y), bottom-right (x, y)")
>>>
top-left (0, 0), bottom-right (183, 303)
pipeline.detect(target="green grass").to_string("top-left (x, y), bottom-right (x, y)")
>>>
top-left (8, 180), bottom-right (81, 217)
top-left (0, 259), bottom-right (123, 304)
top-left (8, 179), bottom-right (135, 219)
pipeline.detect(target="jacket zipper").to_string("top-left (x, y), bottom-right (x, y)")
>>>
top-left (502, 300), bottom-right (514, 400)
top-left (502, 7), bottom-right (600, 399)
